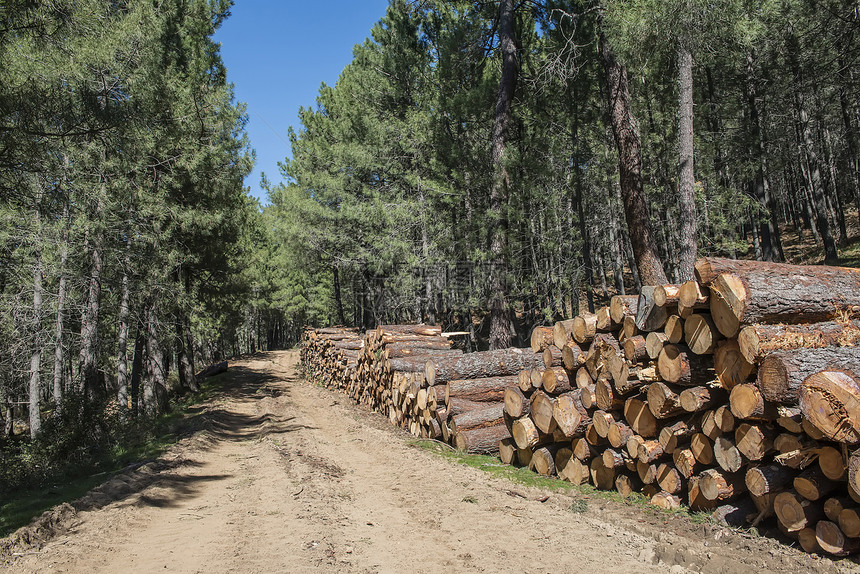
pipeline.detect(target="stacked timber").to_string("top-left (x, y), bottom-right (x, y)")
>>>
top-left (493, 257), bottom-right (860, 558)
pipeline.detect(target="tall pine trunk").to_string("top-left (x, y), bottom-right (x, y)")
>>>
top-left (677, 42), bottom-right (697, 281)
top-left (53, 202), bottom-right (69, 410)
top-left (80, 194), bottom-right (105, 399)
top-left (116, 240), bottom-right (131, 418)
top-left (599, 20), bottom-right (667, 286)
top-left (29, 241), bottom-right (43, 439)
top-left (488, 0), bottom-right (517, 350)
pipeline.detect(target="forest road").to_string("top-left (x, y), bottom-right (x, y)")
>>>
top-left (2, 350), bottom-right (845, 574)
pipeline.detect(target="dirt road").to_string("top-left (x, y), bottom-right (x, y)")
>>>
top-left (2, 351), bottom-right (852, 573)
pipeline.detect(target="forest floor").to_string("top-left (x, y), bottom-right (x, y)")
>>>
top-left (1, 350), bottom-right (857, 573)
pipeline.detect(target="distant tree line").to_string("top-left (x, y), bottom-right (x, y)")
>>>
top-left (260, 0), bottom-right (860, 348)
top-left (0, 0), bottom-right (255, 484)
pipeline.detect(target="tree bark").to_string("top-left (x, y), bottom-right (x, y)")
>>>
top-left (599, 18), bottom-right (667, 286)
top-left (677, 42), bottom-right (696, 280)
top-left (488, 0), bottom-right (518, 350)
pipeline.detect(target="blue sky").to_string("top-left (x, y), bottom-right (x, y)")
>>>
top-left (215, 1), bottom-right (391, 204)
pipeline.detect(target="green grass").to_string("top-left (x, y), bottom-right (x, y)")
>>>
top-left (0, 374), bottom-right (226, 538)
top-left (408, 439), bottom-right (717, 525)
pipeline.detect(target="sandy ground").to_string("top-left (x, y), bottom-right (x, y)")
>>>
top-left (1, 350), bottom-right (857, 573)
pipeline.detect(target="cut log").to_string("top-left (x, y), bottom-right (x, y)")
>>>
top-left (574, 366), bottom-right (593, 389)
top-left (626, 435), bottom-right (646, 459)
top-left (580, 384), bottom-right (597, 409)
top-left (531, 445), bottom-right (560, 476)
top-left (376, 324), bottom-right (442, 337)
top-left (657, 344), bottom-right (714, 386)
top-left (499, 437), bottom-right (518, 465)
top-left (799, 370), bottom-right (860, 444)
top-left (680, 385), bottom-right (726, 413)
top-left (637, 439), bottom-right (665, 464)
top-left (690, 433), bottom-right (714, 466)
top-left (596, 305), bottom-right (616, 332)
top-left (647, 382), bottom-right (685, 419)
top-left (678, 280), bottom-right (709, 319)
top-left (840, 507), bottom-right (860, 538)
top-left (688, 475), bottom-right (718, 511)
top-left (794, 466), bottom-right (838, 501)
top-left (553, 391), bottom-right (590, 438)
top-left (713, 339), bottom-right (754, 390)
top-left (714, 405), bottom-right (736, 432)
top-left (425, 348), bottom-right (545, 386)
top-left (746, 464), bottom-right (795, 497)
top-left (757, 346), bottom-right (860, 405)
top-left (798, 528), bottom-right (823, 554)
top-left (518, 369), bottom-right (533, 392)
top-left (594, 377), bottom-right (625, 411)
top-left (645, 332), bottom-right (669, 360)
top-left (664, 315), bottom-right (684, 345)
top-left (573, 313), bottom-right (598, 344)
top-left (447, 397), bottom-right (486, 418)
top-left (818, 446), bottom-right (847, 481)
top-left (511, 416), bottom-right (543, 450)
top-left (735, 423), bottom-right (775, 466)
top-left (517, 446), bottom-right (533, 468)
top-left (602, 448), bottom-right (629, 470)
top-left (615, 473), bottom-right (643, 497)
top-left (607, 421), bottom-right (635, 449)
top-left (672, 448), bottom-right (699, 479)
top-left (658, 418), bottom-right (699, 453)
top-left (730, 383), bottom-right (777, 421)
top-left (684, 314), bottom-right (723, 355)
top-left (776, 406), bottom-right (803, 433)
top-left (562, 343), bottom-right (587, 372)
top-left (446, 376), bottom-right (518, 404)
top-left (572, 437), bottom-right (598, 461)
top-left (816, 520), bottom-right (860, 557)
top-left (556, 447), bottom-right (585, 483)
top-left (529, 390), bottom-right (557, 434)
top-left (714, 436), bottom-right (745, 473)
top-left (700, 410), bottom-right (722, 440)
top-left (623, 315), bottom-right (639, 340)
top-left (610, 295), bottom-right (639, 324)
top-left (824, 497), bottom-right (854, 522)
top-left (541, 366), bottom-right (573, 395)
top-left (543, 345), bottom-right (563, 368)
top-left (530, 326), bottom-right (554, 353)
top-left (455, 424), bottom-right (510, 454)
top-left (705, 261), bottom-right (860, 338)
top-left (530, 368), bottom-right (544, 390)
top-left (636, 286), bottom-right (669, 332)
top-left (590, 456), bottom-right (616, 490)
top-left (775, 490), bottom-right (826, 532)
top-left (654, 284), bottom-right (682, 307)
top-left (656, 463), bottom-right (685, 494)
top-left (623, 335), bottom-right (648, 363)
top-left (738, 320), bottom-right (860, 365)
top-left (553, 319), bottom-right (577, 350)
top-left (624, 397), bottom-right (658, 438)
top-left (775, 433), bottom-right (819, 469)
top-left (504, 386), bottom-right (530, 418)
top-left (699, 468), bottom-right (747, 501)
top-left (449, 403), bottom-right (505, 435)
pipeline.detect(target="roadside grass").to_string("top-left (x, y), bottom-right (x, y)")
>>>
top-left (0, 374), bottom-right (227, 538)
top-left (408, 439), bottom-right (714, 525)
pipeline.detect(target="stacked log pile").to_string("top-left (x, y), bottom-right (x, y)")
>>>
top-left (299, 257), bottom-right (860, 557)
top-left (495, 257), bottom-right (860, 558)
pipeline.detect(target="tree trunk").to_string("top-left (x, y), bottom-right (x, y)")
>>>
top-left (29, 246), bottom-right (42, 439)
top-left (598, 18), bottom-right (667, 286)
top-left (116, 252), bottom-right (131, 419)
top-left (488, 0), bottom-right (518, 350)
top-left (79, 218), bottom-right (104, 399)
top-left (53, 202), bottom-right (69, 410)
top-left (143, 304), bottom-right (164, 417)
top-left (677, 42), bottom-right (696, 280)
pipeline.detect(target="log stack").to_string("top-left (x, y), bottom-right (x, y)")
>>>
top-left (300, 257), bottom-right (860, 557)
top-left (494, 257), bottom-right (860, 558)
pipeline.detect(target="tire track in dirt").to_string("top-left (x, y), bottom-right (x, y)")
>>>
top-left (2, 350), bottom-right (851, 573)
